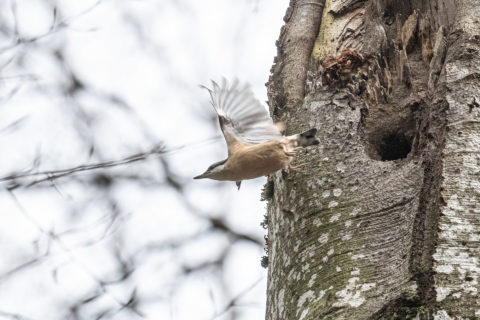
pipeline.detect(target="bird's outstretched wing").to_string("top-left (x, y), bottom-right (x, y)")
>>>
top-left (202, 78), bottom-right (281, 154)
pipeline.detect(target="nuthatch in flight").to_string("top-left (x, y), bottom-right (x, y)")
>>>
top-left (194, 79), bottom-right (319, 189)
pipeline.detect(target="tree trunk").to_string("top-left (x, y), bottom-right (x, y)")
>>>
top-left (265, 0), bottom-right (479, 319)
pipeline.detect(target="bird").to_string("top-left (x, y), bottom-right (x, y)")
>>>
top-left (194, 79), bottom-right (319, 189)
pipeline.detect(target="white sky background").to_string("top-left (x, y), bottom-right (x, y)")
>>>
top-left (0, 0), bottom-right (289, 319)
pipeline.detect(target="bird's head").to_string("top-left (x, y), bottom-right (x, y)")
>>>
top-left (194, 159), bottom-right (227, 180)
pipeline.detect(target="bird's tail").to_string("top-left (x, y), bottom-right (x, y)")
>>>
top-left (296, 128), bottom-right (319, 147)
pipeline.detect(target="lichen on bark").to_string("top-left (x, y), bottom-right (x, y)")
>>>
top-left (432, 0), bottom-right (480, 316)
top-left (265, 0), bottom-right (479, 319)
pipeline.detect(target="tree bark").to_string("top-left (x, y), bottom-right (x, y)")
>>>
top-left (265, 0), bottom-right (479, 319)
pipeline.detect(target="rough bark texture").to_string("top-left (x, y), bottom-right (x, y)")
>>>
top-left (265, 0), bottom-right (479, 319)
top-left (433, 0), bottom-right (480, 318)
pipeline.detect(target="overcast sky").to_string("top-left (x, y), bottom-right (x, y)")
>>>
top-left (0, 0), bottom-right (289, 319)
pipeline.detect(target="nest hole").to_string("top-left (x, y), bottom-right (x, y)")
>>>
top-left (362, 102), bottom-right (418, 162)
top-left (378, 132), bottom-right (412, 161)
top-left (364, 114), bottom-right (415, 162)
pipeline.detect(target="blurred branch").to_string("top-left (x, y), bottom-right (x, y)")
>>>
top-left (1, 136), bottom-right (221, 190)
top-left (0, 116), bottom-right (28, 133)
top-left (0, 256), bottom-right (46, 283)
top-left (210, 277), bottom-right (264, 320)
top-left (0, 0), bottom-right (104, 54)
top-left (7, 191), bottom-right (144, 319)
top-left (0, 310), bottom-right (36, 320)
top-left (1, 144), bottom-right (165, 190)
top-left (209, 217), bottom-right (263, 246)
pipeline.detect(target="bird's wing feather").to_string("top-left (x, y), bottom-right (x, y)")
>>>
top-left (202, 78), bottom-right (281, 154)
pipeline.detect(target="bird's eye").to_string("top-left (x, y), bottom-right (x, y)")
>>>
top-left (207, 159), bottom-right (227, 171)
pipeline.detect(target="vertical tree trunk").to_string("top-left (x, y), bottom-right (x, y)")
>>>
top-left (265, 0), bottom-right (479, 318)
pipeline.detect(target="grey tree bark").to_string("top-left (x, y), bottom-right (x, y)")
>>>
top-left (264, 0), bottom-right (479, 319)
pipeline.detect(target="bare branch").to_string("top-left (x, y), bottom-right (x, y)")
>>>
top-left (1, 136), bottom-right (221, 190)
top-left (210, 277), bottom-right (265, 320)
top-left (0, 310), bottom-right (37, 320)
top-left (7, 191), bottom-right (145, 319)
top-left (0, 1), bottom-right (104, 54)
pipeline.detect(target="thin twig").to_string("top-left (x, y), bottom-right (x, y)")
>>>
top-left (210, 277), bottom-right (265, 320)
top-left (0, 136), bottom-right (221, 190)
top-left (7, 191), bottom-right (144, 319)
top-left (0, 310), bottom-right (36, 320)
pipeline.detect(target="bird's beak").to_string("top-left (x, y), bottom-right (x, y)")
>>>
top-left (193, 172), bottom-right (208, 179)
